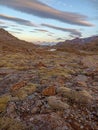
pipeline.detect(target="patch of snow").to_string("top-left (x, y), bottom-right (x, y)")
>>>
top-left (49, 49), bottom-right (56, 52)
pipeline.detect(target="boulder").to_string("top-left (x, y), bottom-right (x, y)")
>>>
top-left (56, 87), bottom-right (92, 104)
top-left (11, 81), bottom-right (27, 91)
top-left (42, 86), bottom-right (56, 96)
top-left (47, 96), bottom-right (69, 110)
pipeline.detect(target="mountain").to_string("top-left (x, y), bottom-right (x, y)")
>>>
top-left (0, 28), bottom-right (36, 54)
top-left (56, 36), bottom-right (98, 52)
top-left (0, 29), bottom-right (98, 130)
top-left (0, 28), bottom-right (19, 41)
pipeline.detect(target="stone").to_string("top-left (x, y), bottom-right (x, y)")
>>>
top-left (6, 102), bottom-right (17, 118)
top-left (42, 86), bottom-right (56, 96)
top-left (11, 83), bottom-right (36, 100)
top-left (71, 89), bottom-right (92, 104)
top-left (35, 61), bottom-right (47, 68)
top-left (56, 87), bottom-right (92, 104)
top-left (31, 107), bottom-right (40, 114)
top-left (47, 96), bottom-right (69, 110)
top-left (74, 75), bottom-right (88, 87)
top-left (35, 100), bottom-right (42, 107)
top-left (75, 75), bottom-right (88, 82)
top-left (56, 87), bottom-right (71, 97)
top-left (11, 81), bottom-right (27, 91)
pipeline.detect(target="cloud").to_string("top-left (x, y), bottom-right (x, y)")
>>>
top-left (41, 23), bottom-right (82, 37)
top-left (34, 29), bottom-right (49, 32)
top-left (69, 34), bottom-right (76, 38)
top-left (13, 28), bottom-right (23, 31)
top-left (0, 25), bottom-right (8, 28)
top-left (30, 31), bottom-right (37, 33)
top-left (0, 21), bottom-right (5, 24)
top-left (0, 14), bottom-right (36, 27)
top-left (47, 34), bottom-right (53, 37)
top-left (0, 0), bottom-right (93, 26)
top-left (56, 38), bottom-right (65, 41)
top-left (9, 31), bottom-right (22, 34)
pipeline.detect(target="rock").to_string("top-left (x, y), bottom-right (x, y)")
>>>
top-left (31, 107), bottom-right (40, 114)
top-left (42, 86), bottom-right (56, 96)
top-left (47, 96), bottom-right (69, 110)
top-left (84, 67), bottom-right (98, 77)
top-left (11, 81), bottom-right (27, 91)
top-left (92, 82), bottom-right (98, 86)
top-left (76, 81), bottom-right (87, 87)
top-left (57, 87), bottom-right (92, 104)
top-left (35, 100), bottom-right (42, 107)
top-left (56, 75), bottom-right (69, 85)
top-left (35, 61), bottom-right (47, 68)
top-left (71, 89), bottom-right (92, 104)
top-left (0, 94), bottom-right (11, 112)
top-left (11, 83), bottom-right (36, 100)
top-left (6, 102), bottom-right (17, 118)
top-left (74, 75), bottom-right (88, 87)
top-left (56, 87), bottom-right (71, 98)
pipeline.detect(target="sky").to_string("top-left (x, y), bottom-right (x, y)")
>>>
top-left (0, 0), bottom-right (98, 44)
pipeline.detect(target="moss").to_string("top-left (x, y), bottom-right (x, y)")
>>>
top-left (0, 94), bottom-right (11, 112)
top-left (0, 117), bottom-right (25, 130)
top-left (38, 67), bottom-right (73, 80)
top-left (57, 87), bottom-right (92, 104)
top-left (11, 83), bottom-right (37, 100)
top-left (71, 90), bottom-right (92, 104)
top-left (0, 53), bottom-right (31, 70)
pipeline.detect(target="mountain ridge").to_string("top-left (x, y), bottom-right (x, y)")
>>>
top-left (0, 28), bottom-right (37, 54)
top-left (56, 35), bottom-right (98, 51)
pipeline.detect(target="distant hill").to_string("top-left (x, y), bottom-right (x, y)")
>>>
top-left (56, 36), bottom-right (98, 52)
top-left (0, 28), bottom-right (36, 54)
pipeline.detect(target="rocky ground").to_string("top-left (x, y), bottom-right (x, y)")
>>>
top-left (0, 48), bottom-right (98, 130)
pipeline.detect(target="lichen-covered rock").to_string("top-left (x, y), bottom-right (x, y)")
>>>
top-left (56, 87), bottom-right (71, 97)
top-left (0, 117), bottom-right (25, 130)
top-left (42, 86), bottom-right (56, 96)
top-left (57, 87), bottom-right (92, 104)
top-left (11, 81), bottom-right (27, 91)
top-left (47, 96), bottom-right (69, 110)
top-left (74, 75), bottom-right (88, 87)
top-left (35, 61), bottom-right (47, 68)
top-left (0, 94), bottom-right (11, 112)
top-left (71, 89), bottom-right (92, 104)
top-left (11, 83), bottom-right (37, 100)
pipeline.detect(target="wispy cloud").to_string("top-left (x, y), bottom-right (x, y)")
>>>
top-left (41, 23), bottom-right (82, 37)
top-left (0, 0), bottom-right (93, 26)
top-left (0, 14), bottom-right (36, 27)
top-left (0, 21), bottom-right (5, 24)
top-left (0, 25), bottom-right (8, 28)
top-left (34, 29), bottom-right (49, 32)
top-left (56, 38), bottom-right (65, 41)
top-left (9, 31), bottom-right (22, 34)
top-left (13, 28), bottom-right (23, 31)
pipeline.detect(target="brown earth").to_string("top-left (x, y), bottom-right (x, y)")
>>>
top-left (0, 29), bottom-right (98, 130)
